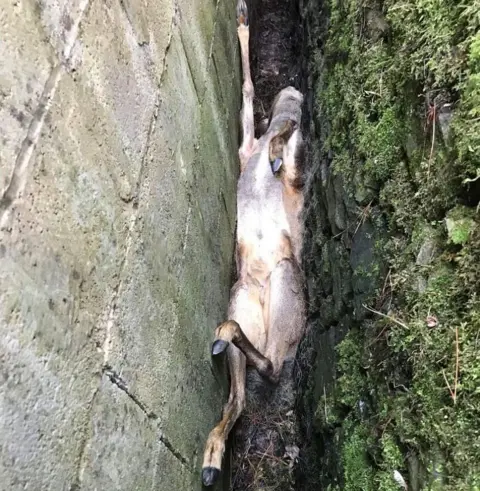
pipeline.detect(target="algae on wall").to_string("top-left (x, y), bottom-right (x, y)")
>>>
top-left (300, 0), bottom-right (480, 489)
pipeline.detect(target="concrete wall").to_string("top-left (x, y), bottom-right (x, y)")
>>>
top-left (0, 0), bottom-right (240, 489)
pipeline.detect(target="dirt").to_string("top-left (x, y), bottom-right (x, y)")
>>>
top-left (231, 363), bottom-right (299, 491)
top-left (247, 0), bottom-right (305, 134)
top-left (229, 1), bottom-right (306, 490)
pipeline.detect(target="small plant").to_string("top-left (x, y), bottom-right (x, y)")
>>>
top-left (445, 205), bottom-right (477, 245)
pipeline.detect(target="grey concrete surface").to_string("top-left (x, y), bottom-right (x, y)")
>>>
top-left (0, 0), bottom-right (240, 489)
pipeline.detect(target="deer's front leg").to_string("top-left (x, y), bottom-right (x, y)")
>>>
top-left (237, 0), bottom-right (256, 171)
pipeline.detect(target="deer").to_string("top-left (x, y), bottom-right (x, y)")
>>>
top-left (201, 0), bottom-right (306, 486)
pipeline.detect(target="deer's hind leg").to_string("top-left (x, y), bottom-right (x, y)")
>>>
top-left (202, 345), bottom-right (246, 486)
top-left (276, 127), bottom-right (305, 263)
top-left (212, 282), bottom-right (277, 380)
top-left (264, 258), bottom-right (306, 381)
top-left (237, 0), bottom-right (256, 171)
top-left (202, 282), bottom-right (266, 486)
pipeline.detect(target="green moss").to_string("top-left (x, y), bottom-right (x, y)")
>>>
top-left (380, 433), bottom-right (403, 469)
top-left (452, 31), bottom-right (480, 178)
top-left (445, 205), bottom-right (477, 245)
top-left (340, 422), bottom-right (407, 491)
top-left (309, 0), bottom-right (480, 488)
top-left (337, 330), bottom-right (367, 408)
top-left (316, 0), bottom-right (480, 202)
top-left (342, 424), bottom-right (375, 491)
top-left (358, 106), bottom-right (405, 183)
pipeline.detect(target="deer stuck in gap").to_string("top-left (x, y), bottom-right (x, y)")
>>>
top-left (201, 1), bottom-right (306, 486)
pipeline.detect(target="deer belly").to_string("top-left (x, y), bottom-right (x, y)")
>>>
top-left (237, 208), bottom-right (290, 274)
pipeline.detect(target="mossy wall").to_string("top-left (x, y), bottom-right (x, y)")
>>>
top-left (300, 0), bottom-right (480, 489)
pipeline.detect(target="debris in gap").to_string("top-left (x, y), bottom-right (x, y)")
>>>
top-left (393, 470), bottom-right (408, 490)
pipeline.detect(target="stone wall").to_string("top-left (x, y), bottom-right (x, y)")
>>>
top-left (0, 0), bottom-right (240, 489)
top-left (296, 1), bottom-right (388, 488)
top-left (298, 0), bottom-right (480, 488)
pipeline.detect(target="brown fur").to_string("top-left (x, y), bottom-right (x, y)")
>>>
top-left (201, 1), bottom-right (306, 486)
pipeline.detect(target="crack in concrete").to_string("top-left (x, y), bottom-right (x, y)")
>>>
top-left (158, 431), bottom-right (190, 468)
top-left (104, 367), bottom-right (157, 419)
top-left (208, 0), bottom-right (222, 61)
top-left (159, 0), bottom-right (179, 86)
top-left (179, 30), bottom-right (201, 105)
top-left (0, 0), bottom-right (91, 229)
top-left (103, 367), bottom-right (191, 468)
top-left (220, 191), bottom-right (233, 231)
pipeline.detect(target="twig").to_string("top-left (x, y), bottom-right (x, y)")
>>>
top-left (260, 99), bottom-right (267, 118)
top-left (363, 304), bottom-right (409, 329)
top-left (324, 385), bottom-right (328, 422)
top-left (232, 436), bottom-right (254, 488)
top-left (442, 369), bottom-right (454, 401)
top-left (253, 451), bottom-right (287, 464)
top-left (332, 227), bottom-right (349, 239)
top-left (463, 174), bottom-right (480, 183)
top-left (376, 268), bottom-right (393, 311)
top-left (332, 200), bottom-right (374, 240)
top-left (443, 327), bottom-right (460, 404)
top-left (368, 324), bottom-right (390, 346)
top-left (381, 416), bottom-right (393, 437)
top-left (381, 269), bottom-right (392, 298)
top-left (454, 326), bottom-right (459, 405)
top-left (250, 441), bottom-right (272, 485)
top-left (427, 104), bottom-right (436, 181)
top-left (353, 200), bottom-right (373, 237)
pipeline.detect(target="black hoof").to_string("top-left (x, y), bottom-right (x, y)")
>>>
top-left (272, 157), bottom-right (283, 173)
top-left (236, 0), bottom-right (248, 26)
top-left (212, 339), bottom-right (229, 356)
top-left (202, 466), bottom-right (220, 486)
